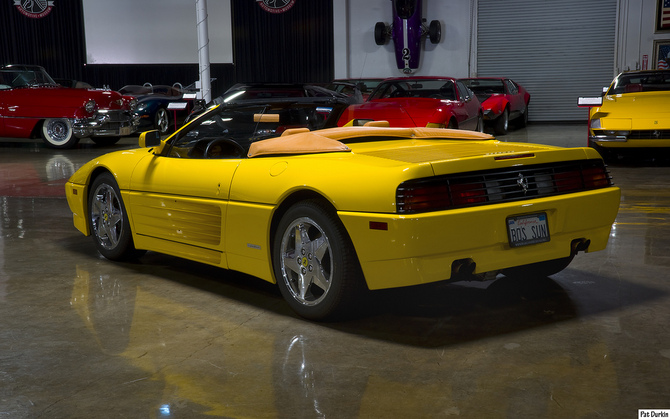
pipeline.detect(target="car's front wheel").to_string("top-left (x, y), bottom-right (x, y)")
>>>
top-left (273, 200), bottom-right (364, 321)
top-left (41, 118), bottom-right (79, 149)
top-left (154, 107), bottom-right (170, 134)
top-left (494, 108), bottom-right (509, 135)
top-left (88, 173), bottom-right (144, 261)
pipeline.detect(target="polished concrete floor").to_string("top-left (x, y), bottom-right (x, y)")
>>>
top-left (1, 125), bottom-right (669, 418)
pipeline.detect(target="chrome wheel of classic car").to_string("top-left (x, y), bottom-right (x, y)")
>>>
top-left (41, 118), bottom-right (79, 149)
top-left (88, 173), bottom-right (144, 261)
top-left (154, 107), bottom-right (170, 134)
top-left (274, 200), bottom-right (363, 321)
top-left (494, 108), bottom-right (509, 135)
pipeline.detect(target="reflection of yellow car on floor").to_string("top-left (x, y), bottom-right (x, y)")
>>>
top-left (586, 70), bottom-right (670, 157)
top-left (65, 100), bottom-right (620, 321)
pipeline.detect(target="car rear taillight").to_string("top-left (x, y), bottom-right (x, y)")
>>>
top-left (396, 183), bottom-right (451, 213)
top-left (450, 182), bottom-right (487, 206)
top-left (396, 160), bottom-right (613, 214)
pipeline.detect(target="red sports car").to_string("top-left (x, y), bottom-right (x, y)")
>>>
top-left (0, 65), bottom-right (139, 149)
top-left (461, 77), bottom-right (530, 135)
top-left (337, 77), bottom-right (483, 131)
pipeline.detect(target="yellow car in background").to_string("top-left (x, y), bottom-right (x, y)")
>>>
top-left (588, 70), bottom-right (670, 156)
top-left (65, 100), bottom-right (620, 321)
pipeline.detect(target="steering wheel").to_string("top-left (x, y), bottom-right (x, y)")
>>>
top-left (205, 138), bottom-right (246, 158)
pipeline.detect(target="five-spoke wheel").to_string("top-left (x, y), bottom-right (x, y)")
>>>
top-left (274, 200), bottom-right (363, 321)
top-left (88, 173), bottom-right (144, 260)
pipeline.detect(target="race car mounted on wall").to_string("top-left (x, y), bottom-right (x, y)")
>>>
top-left (374, 0), bottom-right (441, 73)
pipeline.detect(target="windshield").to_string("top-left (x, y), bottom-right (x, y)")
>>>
top-left (461, 79), bottom-right (505, 98)
top-left (164, 103), bottom-right (334, 158)
top-left (369, 79), bottom-right (457, 100)
top-left (608, 72), bottom-right (670, 94)
top-left (0, 66), bottom-right (57, 89)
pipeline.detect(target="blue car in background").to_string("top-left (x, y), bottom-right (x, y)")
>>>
top-left (374, 0), bottom-right (441, 73)
top-left (119, 83), bottom-right (197, 134)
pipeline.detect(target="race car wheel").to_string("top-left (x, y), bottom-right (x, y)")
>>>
top-left (429, 20), bottom-right (441, 44)
top-left (155, 107), bottom-right (170, 134)
top-left (374, 22), bottom-right (387, 45)
top-left (494, 108), bottom-right (509, 135)
top-left (88, 172), bottom-right (144, 261)
top-left (91, 137), bottom-right (122, 146)
top-left (41, 118), bottom-right (79, 149)
top-left (502, 256), bottom-right (574, 279)
top-left (273, 200), bottom-right (364, 321)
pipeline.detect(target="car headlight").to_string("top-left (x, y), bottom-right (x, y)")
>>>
top-left (590, 118), bottom-right (601, 129)
top-left (85, 99), bottom-right (96, 114)
top-left (128, 98), bottom-right (138, 111)
top-left (136, 102), bottom-right (148, 111)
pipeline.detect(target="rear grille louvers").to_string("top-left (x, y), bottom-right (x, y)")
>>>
top-left (396, 160), bottom-right (613, 214)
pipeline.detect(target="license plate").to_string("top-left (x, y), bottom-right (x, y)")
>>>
top-left (507, 213), bottom-right (550, 248)
top-left (119, 126), bottom-right (131, 136)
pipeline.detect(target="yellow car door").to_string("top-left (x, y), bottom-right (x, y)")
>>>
top-left (127, 149), bottom-right (240, 267)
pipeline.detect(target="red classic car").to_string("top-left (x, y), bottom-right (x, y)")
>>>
top-left (461, 77), bottom-right (530, 135)
top-left (0, 65), bottom-right (139, 148)
top-left (337, 77), bottom-right (483, 131)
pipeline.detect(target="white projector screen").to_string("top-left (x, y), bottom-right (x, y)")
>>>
top-left (82, 0), bottom-right (233, 64)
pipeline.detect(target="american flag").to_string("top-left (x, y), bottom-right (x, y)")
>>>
top-left (661, 0), bottom-right (670, 29)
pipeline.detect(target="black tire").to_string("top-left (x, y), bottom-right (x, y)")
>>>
top-left (429, 20), bottom-right (441, 44)
top-left (41, 118), bottom-right (80, 149)
top-left (502, 256), bottom-right (573, 279)
top-left (494, 108), bottom-right (509, 135)
top-left (374, 22), bottom-right (387, 45)
top-left (91, 137), bottom-right (122, 146)
top-left (273, 200), bottom-right (364, 321)
top-left (154, 107), bottom-right (170, 134)
top-left (88, 172), bottom-right (145, 261)
top-left (518, 102), bottom-right (529, 128)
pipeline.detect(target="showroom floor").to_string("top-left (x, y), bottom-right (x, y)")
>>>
top-left (1, 124), bottom-right (669, 418)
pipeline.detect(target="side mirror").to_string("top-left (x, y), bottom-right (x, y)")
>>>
top-left (139, 130), bottom-right (162, 148)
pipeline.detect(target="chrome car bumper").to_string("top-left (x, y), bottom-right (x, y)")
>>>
top-left (72, 110), bottom-right (140, 138)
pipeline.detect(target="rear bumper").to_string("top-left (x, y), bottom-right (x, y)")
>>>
top-left (339, 187), bottom-right (621, 290)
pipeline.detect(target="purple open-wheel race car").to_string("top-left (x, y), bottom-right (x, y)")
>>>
top-left (374, 0), bottom-right (441, 73)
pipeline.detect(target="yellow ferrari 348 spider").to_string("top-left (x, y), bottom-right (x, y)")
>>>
top-left (65, 101), bottom-right (621, 320)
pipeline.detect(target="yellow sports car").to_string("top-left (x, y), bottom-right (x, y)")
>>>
top-left (588, 70), bottom-right (670, 155)
top-left (65, 101), bottom-right (621, 320)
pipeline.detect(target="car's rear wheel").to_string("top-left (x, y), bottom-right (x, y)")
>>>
top-left (88, 172), bottom-right (145, 261)
top-left (273, 200), bottom-right (364, 321)
top-left (494, 108), bottom-right (509, 135)
top-left (155, 107), bottom-right (170, 134)
top-left (429, 20), bottom-right (441, 44)
top-left (374, 22), bottom-right (387, 45)
top-left (41, 118), bottom-right (79, 149)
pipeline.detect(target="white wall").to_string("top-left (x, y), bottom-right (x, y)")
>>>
top-left (336, 0), bottom-right (669, 81)
top-left (617, 0), bottom-right (670, 73)
top-left (333, 0), bottom-right (474, 79)
top-left (82, 0), bottom-right (233, 64)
